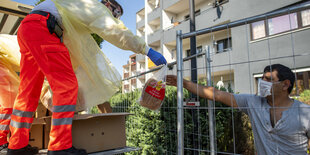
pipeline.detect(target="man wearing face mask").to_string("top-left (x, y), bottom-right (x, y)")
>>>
top-left (8, 0), bottom-right (167, 155)
top-left (166, 64), bottom-right (310, 155)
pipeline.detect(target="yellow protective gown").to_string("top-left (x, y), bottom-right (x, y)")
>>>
top-left (48, 0), bottom-right (147, 110)
top-left (0, 34), bottom-right (20, 108)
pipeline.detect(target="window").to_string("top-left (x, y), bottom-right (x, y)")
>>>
top-left (186, 46), bottom-right (203, 57)
top-left (197, 46), bottom-right (203, 57)
top-left (197, 46), bottom-right (203, 53)
top-left (186, 49), bottom-right (191, 57)
top-left (301, 9), bottom-right (310, 27)
top-left (131, 58), bottom-right (136, 64)
top-left (171, 50), bottom-right (175, 60)
top-left (268, 13), bottom-right (298, 35)
top-left (291, 71), bottom-right (310, 96)
top-left (216, 38), bottom-right (232, 53)
top-left (184, 10), bottom-right (201, 21)
top-left (251, 8), bottom-right (310, 40)
top-left (184, 15), bottom-right (189, 21)
top-left (214, 0), bottom-right (229, 7)
top-left (252, 21), bottom-right (266, 40)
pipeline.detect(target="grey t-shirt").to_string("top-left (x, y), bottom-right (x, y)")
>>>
top-left (234, 94), bottom-right (310, 155)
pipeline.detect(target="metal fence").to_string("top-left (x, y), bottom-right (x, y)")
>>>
top-left (110, 2), bottom-right (310, 155)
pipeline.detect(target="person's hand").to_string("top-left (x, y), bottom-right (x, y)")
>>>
top-left (166, 75), bottom-right (177, 87)
top-left (147, 47), bottom-right (167, 66)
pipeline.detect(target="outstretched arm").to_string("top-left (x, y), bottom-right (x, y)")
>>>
top-left (166, 75), bottom-right (238, 107)
top-left (54, 0), bottom-right (166, 65)
top-left (308, 139), bottom-right (310, 153)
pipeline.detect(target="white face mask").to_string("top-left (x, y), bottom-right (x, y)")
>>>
top-left (257, 79), bottom-right (273, 97)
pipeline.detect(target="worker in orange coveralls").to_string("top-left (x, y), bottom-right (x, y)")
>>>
top-left (7, 0), bottom-right (166, 155)
top-left (0, 34), bottom-right (27, 153)
top-left (0, 62), bottom-right (15, 152)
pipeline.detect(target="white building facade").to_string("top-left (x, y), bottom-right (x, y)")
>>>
top-left (123, 0), bottom-right (310, 95)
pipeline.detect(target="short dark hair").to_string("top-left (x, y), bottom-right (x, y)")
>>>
top-left (101, 0), bottom-right (124, 16)
top-left (263, 64), bottom-right (295, 94)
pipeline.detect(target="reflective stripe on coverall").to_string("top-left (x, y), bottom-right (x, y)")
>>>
top-left (8, 13), bottom-right (78, 151)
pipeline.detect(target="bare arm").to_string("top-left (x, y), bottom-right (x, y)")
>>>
top-left (166, 75), bottom-right (238, 107)
top-left (308, 140), bottom-right (310, 153)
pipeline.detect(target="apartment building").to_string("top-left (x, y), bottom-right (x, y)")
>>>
top-left (122, 53), bottom-right (149, 93)
top-left (124, 0), bottom-right (310, 95)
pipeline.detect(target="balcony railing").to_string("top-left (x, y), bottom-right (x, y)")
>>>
top-left (138, 75), bottom-right (145, 80)
top-left (136, 69), bottom-right (146, 75)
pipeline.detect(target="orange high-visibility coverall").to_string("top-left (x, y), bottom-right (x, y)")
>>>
top-left (8, 13), bottom-right (78, 151)
top-left (0, 34), bottom-right (20, 147)
top-left (0, 62), bottom-right (15, 146)
top-left (0, 106), bottom-right (12, 146)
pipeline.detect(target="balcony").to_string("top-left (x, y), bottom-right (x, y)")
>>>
top-left (136, 54), bottom-right (145, 63)
top-left (162, 0), bottom-right (211, 34)
top-left (147, 0), bottom-right (160, 13)
top-left (163, 0), bottom-right (180, 10)
top-left (137, 19), bottom-right (145, 29)
top-left (163, 20), bottom-right (189, 44)
top-left (136, 68), bottom-right (146, 75)
top-left (124, 84), bottom-right (129, 90)
top-left (131, 64), bottom-right (136, 72)
top-left (148, 7), bottom-right (161, 22)
top-left (130, 55), bottom-right (136, 64)
top-left (123, 80), bottom-right (129, 85)
top-left (131, 79), bottom-right (137, 85)
top-left (123, 63), bottom-right (129, 69)
top-left (124, 73), bottom-right (129, 79)
top-left (163, 0), bottom-right (207, 12)
top-left (136, 8), bottom-right (145, 22)
top-left (138, 74), bottom-right (146, 80)
top-left (123, 69), bottom-right (129, 75)
top-left (148, 17), bottom-right (160, 39)
top-left (137, 26), bottom-right (145, 37)
top-left (136, 68), bottom-right (146, 80)
top-left (148, 29), bottom-right (161, 45)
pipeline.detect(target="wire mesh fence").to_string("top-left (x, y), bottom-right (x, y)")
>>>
top-left (97, 2), bottom-right (310, 155)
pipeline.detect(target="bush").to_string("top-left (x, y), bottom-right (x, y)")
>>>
top-left (297, 89), bottom-right (310, 105)
top-left (96, 84), bottom-right (254, 154)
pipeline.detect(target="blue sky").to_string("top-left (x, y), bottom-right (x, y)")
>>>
top-left (12, 0), bottom-right (145, 74)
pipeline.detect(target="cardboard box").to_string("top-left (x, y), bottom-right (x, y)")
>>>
top-left (43, 113), bottom-right (131, 153)
top-left (35, 102), bottom-right (48, 118)
top-left (72, 113), bottom-right (130, 153)
top-left (29, 118), bottom-right (45, 149)
top-left (97, 102), bottom-right (112, 113)
top-left (43, 117), bottom-right (51, 149)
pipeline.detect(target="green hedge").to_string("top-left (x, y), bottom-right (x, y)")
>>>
top-left (90, 85), bottom-right (255, 155)
top-left (298, 89), bottom-right (310, 105)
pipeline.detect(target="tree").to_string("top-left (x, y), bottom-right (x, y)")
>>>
top-left (35, 0), bottom-right (45, 5)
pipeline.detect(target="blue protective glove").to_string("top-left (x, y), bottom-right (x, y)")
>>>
top-left (147, 47), bottom-right (167, 66)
